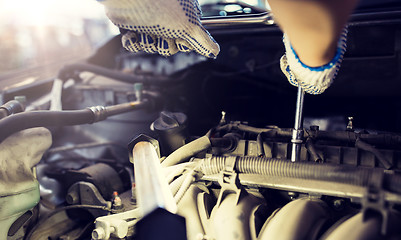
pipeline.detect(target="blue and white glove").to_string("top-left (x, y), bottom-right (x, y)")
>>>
top-left (97, 0), bottom-right (220, 58)
top-left (280, 27), bottom-right (348, 94)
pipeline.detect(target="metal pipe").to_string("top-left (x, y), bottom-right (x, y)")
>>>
top-left (291, 86), bottom-right (305, 162)
top-left (200, 10), bottom-right (401, 27)
top-left (200, 12), bottom-right (274, 26)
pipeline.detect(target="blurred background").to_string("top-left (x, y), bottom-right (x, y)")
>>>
top-left (0, 0), bottom-right (269, 89)
top-left (0, 0), bottom-right (269, 75)
top-left (0, 0), bottom-right (118, 80)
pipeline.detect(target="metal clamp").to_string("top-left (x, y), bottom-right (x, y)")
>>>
top-left (216, 156), bottom-right (244, 206)
top-left (88, 106), bottom-right (107, 123)
top-left (361, 170), bottom-right (390, 235)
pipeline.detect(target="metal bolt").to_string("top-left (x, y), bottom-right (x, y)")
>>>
top-left (333, 199), bottom-right (345, 210)
top-left (66, 191), bottom-right (79, 204)
top-left (219, 111), bottom-right (226, 125)
top-left (112, 191), bottom-right (123, 210)
top-left (346, 117), bottom-right (354, 131)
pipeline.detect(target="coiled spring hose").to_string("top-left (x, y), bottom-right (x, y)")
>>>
top-left (200, 156), bottom-right (401, 195)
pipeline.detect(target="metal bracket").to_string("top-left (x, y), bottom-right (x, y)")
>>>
top-left (216, 156), bottom-right (244, 207)
top-left (66, 182), bottom-right (112, 218)
top-left (361, 170), bottom-right (390, 235)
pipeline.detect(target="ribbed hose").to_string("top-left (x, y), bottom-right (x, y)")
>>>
top-left (174, 171), bottom-right (196, 204)
top-left (201, 156), bottom-right (401, 194)
top-left (170, 174), bottom-right (186, 197)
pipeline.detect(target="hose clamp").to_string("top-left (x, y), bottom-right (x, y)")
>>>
top-left (223, 156), bottom-right (237, 173)
top-left (216, 156), bottom-right (244, 206)
top-left (361, 169), bottom-right (389, 235)
top-left (88, 106), bottom-right (107, 123)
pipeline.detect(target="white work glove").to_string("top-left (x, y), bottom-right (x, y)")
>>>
top-left (280, 27), bottom-right (348, 94)
top-left (98, 0), bottom-right (220, 58)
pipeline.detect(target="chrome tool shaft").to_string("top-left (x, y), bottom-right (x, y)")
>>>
top-left (291, 86), bottom-right (305, 162)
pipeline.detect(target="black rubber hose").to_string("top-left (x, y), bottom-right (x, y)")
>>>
top-left (305, 138), bottom-right (323, 163)
top-left (355, 138), bottom-right (392, 169)
top-left (0, 101), bottom-right (148, 143)
top-left (58, 63), bottom-right (168, 84)
top-left (215, 123), bottom-right (282, 135)
top-left (215, 124), bottom-right (401, 147)
top-left (210, 137), bottom-right (236, 150)
top-left (0, 109), bottom-right (94, 143)
top-left (200, 156), bottom-right (401, 195)
top-left (0, 109), bottom-right (7, 119)
top-left (256, 133), bottom-right (265, 156)
top-left (261, 128), bottom-right (401, 148)
top-left (161, 136), bottom-right (211, 167)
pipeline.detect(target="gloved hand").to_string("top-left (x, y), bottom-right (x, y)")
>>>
top-left (280, 27), bottom-right (348, 94)
top-left (98, 0), bottom-right (220, 58)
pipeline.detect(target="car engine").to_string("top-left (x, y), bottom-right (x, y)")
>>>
top-left (1, 2), bottom-right (401, 240)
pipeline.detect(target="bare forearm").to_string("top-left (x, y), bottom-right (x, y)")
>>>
top-left (269, 0), bottom-right (359, 67)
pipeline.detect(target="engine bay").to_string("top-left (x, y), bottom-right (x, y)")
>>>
top-left (1, 4), bottom-right (401, 240)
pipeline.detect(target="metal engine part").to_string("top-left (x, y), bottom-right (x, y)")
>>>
top-left (0, 4), bottom-right (400, 239)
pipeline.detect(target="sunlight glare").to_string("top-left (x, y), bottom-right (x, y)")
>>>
top-left (0, 0), bottom-right (105, 27)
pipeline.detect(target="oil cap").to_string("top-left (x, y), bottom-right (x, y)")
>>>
top-left (151, 111), bottom-right (188, 156)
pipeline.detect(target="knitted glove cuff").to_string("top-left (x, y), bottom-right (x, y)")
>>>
top-left (280, 27), bottom-right (348, 94)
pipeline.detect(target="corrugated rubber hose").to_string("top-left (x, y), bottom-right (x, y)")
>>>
top-left (200, 156), bottom-right (401, 195)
